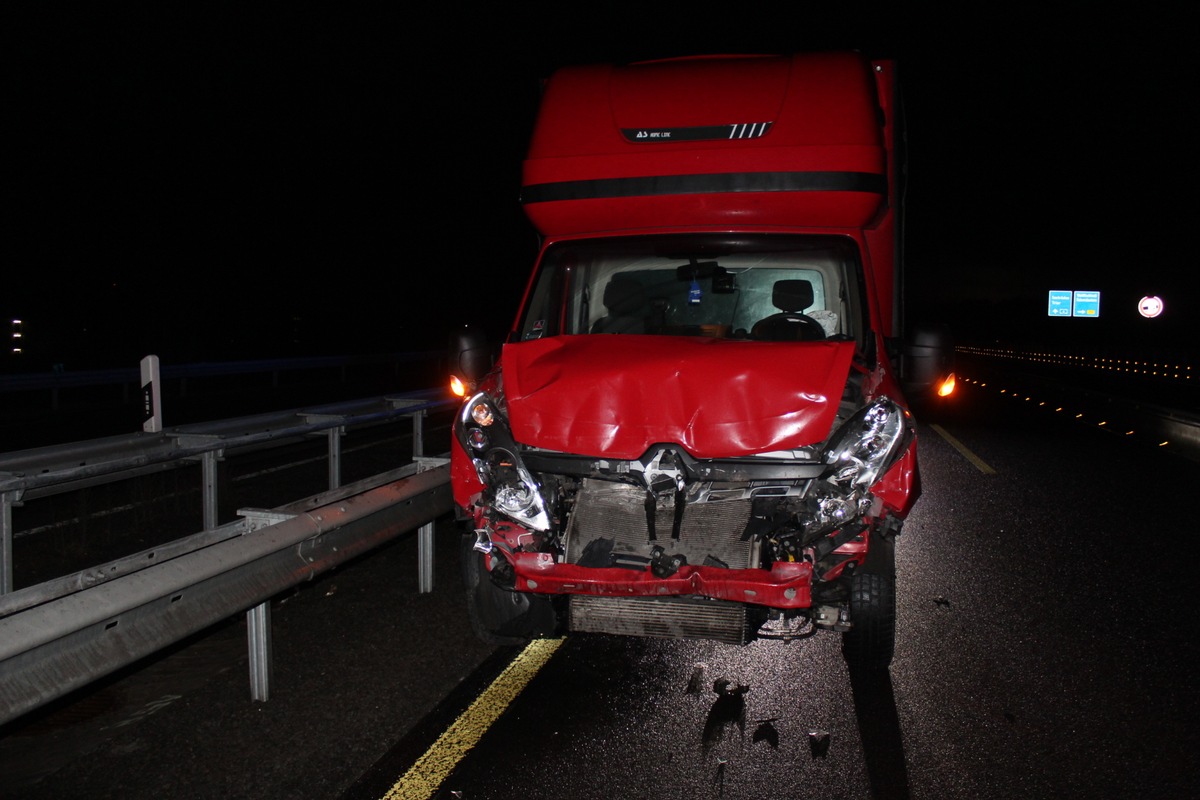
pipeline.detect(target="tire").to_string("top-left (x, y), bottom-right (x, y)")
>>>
top-left (841, 527), bottom-right (897, 670)
top-left (461, 534), bottom-right (560, 646)
top-left (841, 570), bottom-right (896, 670)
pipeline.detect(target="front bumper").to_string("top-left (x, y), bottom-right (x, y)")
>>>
top-left (504, 553), bottom-right (813, 608)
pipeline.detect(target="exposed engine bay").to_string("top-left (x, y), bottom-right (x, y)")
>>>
top-left (455, 381), bottom-right (914, 652)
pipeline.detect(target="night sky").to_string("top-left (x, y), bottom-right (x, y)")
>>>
top-left (8, 7), bottom-right (1195, 370)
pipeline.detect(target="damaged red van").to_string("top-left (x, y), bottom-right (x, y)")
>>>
top-left (448, 51), bottom-right (953, 669)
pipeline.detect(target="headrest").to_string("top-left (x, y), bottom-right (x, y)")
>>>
top-left (772, 279), bottom-right (814, 312)
top-left (603, 278), bottom-right (646, 314)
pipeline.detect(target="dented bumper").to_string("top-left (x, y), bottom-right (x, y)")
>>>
top-left (504, 552), bottom-right (813, 608)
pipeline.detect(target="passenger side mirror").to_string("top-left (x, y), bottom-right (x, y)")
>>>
top-left (900, 323), bottom-right (955, 400)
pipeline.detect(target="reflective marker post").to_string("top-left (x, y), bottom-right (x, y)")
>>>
top-left (140, 355), bottom-right (162, 433)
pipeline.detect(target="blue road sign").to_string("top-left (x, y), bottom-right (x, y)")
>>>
top-left (1048, 290), bottom-right (1072, 317)
top-left (1073, 290), bottom-right (1100, 317)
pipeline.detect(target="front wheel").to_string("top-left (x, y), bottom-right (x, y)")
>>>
top-left (461, 534), bottom-right (560, 646)
top-left (840, 570), bottom-right (896, 670)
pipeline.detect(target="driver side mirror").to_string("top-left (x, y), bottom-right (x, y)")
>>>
top-left (448, 323), bottom-right (493, 397)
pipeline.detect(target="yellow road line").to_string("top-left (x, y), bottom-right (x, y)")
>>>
top-left (384, 637), bottom-right (565, 800)
top-left (930, 424), bottom-right (997, 475)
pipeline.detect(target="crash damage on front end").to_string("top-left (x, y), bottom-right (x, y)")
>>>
top-left (450, 335), bottom-right (918, 669)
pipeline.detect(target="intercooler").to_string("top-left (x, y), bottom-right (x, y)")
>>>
top-left (569, 595), bottom-right (753, 644)
top-left (563, 479), bottom-right (761, 644)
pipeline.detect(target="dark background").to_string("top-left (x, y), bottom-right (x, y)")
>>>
top-left (7, 6), bottom-right (1195, 370)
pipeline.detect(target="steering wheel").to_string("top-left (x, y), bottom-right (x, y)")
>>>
top-left (750, 313), bottom-right (826, 342)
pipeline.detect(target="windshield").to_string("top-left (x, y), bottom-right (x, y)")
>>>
top-left (516, 234), bottom-right (870, 348)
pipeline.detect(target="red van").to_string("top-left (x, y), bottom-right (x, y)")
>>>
top-left (448, 52), bottom-right (952, 669)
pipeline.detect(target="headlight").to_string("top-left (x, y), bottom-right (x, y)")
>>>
top-left (823, 397), bottom-right (914, 489)
top-left (455, 392), bottom-right (552, 531)
top-left (470, 400), bottom-right (495, 427)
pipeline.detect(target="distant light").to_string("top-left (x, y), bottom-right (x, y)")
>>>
top-left (1138, 295), bottom-right (1164, 319)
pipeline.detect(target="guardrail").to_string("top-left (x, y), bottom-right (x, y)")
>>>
top-left (0, 351), bottom-right (446, 454)
top-left (0, 385), bottom-right (459, 726)
top-left (0, 387), bottom-right (454, 592)
top-left (0, 351), bottom-right (441, 399)
top-left (0, 460), bottom-right (453, 726)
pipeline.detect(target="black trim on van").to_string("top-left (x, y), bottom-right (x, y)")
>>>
top-left (521, 171), bottom-right (886, 205)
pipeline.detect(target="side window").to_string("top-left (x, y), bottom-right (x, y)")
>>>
top-left (518, 269), bottom-right (555, 340)
top-left (518, 255), bottom-right (600, 339)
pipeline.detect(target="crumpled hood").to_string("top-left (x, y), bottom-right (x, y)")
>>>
top-left (502, 335), bottom-right (856, 460)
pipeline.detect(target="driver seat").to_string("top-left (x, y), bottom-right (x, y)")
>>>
top-left (751, 279), bottom-right (826, 341)
top-left (592, 277), bottom-right (649, 334)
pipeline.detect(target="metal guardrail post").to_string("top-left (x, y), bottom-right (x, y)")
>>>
top-left (415, 452), bottom-right (448, 594)
top-left (327, 427), bottom-right (343, 490)
top-left (418, 521), bottom-right (435, 593)
top-left (416, 412), bottom-right (434, 592)
top-left (1, 490), bottom-right (18, 595)
top-left (202, 451), bottom-right (220, 531)
top-left (173, 434), bottom-right (227, 533)
top-left (413, 408), bottom-right (426, 458)
top-left (239, 509), bottom-right (296, 703)
top-left (414, 410), bottom-right (431, 592)
top-left (302, 413), bottom-right (347, 491)
top-left (247, 602), bottom-right (272, 701)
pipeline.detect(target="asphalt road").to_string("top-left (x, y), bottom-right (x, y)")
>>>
top-left (3, 376), bottom-right (1199, 800)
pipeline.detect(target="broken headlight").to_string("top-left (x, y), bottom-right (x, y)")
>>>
top-left (455, 391), bottom-right (552, 531)
top-left (822, 397), bottom-right (914, 489)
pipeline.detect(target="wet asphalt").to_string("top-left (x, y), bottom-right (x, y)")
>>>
top-left (366, 381), bottom-right (1200, 800)
top-left (2, 371), bottom-right (1199, 799)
